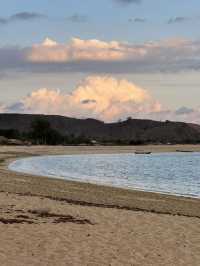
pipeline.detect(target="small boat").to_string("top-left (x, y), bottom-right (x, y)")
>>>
top-left (176, 150), bottom-right (194, 153)
top-left (135, 151), bottom-right (152, 155)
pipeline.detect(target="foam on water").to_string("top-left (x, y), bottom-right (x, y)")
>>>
top-left (9, 152), bottom-right (200, 198)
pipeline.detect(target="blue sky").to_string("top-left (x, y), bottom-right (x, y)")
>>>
top-left (0, 0), bottom-right (200, 122)
top-left (1, 0), bottom-right (200, 45)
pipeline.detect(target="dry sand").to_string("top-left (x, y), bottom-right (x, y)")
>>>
top-left (0, 145), bottom-right (200, 266)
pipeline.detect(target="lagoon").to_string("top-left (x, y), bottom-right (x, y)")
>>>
top-left (9, 152), bottom-right (200, 198)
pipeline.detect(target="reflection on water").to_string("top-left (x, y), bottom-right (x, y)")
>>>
top-left (9, 152), bottom-right (200, 198)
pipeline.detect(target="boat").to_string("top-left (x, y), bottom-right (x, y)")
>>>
top-left (134, 151), bottom-right (152, 155)
top-left (176, 150), bottom-right (194, 153)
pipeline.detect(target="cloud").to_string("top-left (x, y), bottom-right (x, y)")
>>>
top-left (81, 99), bottom-right (97, 104)
top-left (3, 76), bottom-right (161, 122)
top-left (27, 37), bottom-right (128, 62)
top-left (10, 12), bottom-right (47, 21)
top-left (168, 17), bottom-right (189, 24)
top-left (3, 76), bottom-right (200, 124)
top-left (0, 103), bottom-right (6, 113)
top-left (6, 102), bottom-right (25, 113)
top-left (114, 0), bottom-right (142, 5)
top-left (0, 12), bottom-right (47, 25)
top-left (67, 14), bottom-right (88, 23)
top-left (129, 17), bottom-right (146, 23)
top-left (2, 37), bottom-right (200, 74)
top-left (25, 37), bottom-right (200, 73)
top-left (0, 18), bottom-right (7, 25)
top-left (142, 108), bottom-right (200, 125)
top-left (175, 106), bottom-right (194, 115)
top-left (28, 37), bottom-right (193, 64)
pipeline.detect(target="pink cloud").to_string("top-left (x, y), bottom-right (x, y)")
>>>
top-left (8, 76), bottom-right (161, 122)
top-left (2, 75), bottom-right (200, 124)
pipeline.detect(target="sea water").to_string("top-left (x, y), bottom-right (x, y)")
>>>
top-left (9, 152), bottom-right (200, 198)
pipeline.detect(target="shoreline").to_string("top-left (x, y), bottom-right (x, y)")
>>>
top-left (0, 145), bottom-right (200, 265)
top-left (1, 145), bottom-right (200, 218)
top-left (8, 154), bottom-right (200, 201)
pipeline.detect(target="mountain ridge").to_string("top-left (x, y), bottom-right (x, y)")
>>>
top-left (0, 113), bottom-right (200, 144)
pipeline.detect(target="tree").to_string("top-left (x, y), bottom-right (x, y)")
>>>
top-left (29, 118), bottom-right (63, 145)
top-left (0, 129), bottom-right (21, 139)
top-left (28, 118), bottom-right (95, 145)
top-left (30, 119), bottom-right (50, 144)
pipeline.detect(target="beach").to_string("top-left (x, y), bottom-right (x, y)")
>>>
top-left (0, 145), bottom-right (200, 265)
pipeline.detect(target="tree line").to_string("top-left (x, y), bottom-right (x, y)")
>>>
top-left (0, 118), bottom-right (91, 145)
top-left (0, 118), bottom-right (199, 145)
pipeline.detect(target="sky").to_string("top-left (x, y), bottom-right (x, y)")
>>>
top-left (1, 0), bottom-right (200, 123)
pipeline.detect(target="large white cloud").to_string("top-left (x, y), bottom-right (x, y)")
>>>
top-left (1, 37), bottom-right (200, 73)
top-left (26, 37), bottom-right (197, 64)
top-left (27, 37), bottom-right (137, 62)
top-left (3, 75), bottom-right (200, 124)
top-left (5, 76), bottom-right (161, 122)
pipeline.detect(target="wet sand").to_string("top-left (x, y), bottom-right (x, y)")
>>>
top-left (0, 145), bottom-right (200, 265)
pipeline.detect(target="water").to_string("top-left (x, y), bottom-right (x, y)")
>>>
top-left (9, 152), bottom-right (200, 198)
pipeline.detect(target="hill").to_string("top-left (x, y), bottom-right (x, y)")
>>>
top-left (0, 113), bottom-right (200, 144)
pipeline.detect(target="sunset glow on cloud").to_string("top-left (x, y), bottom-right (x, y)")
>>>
top-left (0, 37), bottom-right (200, 74)
top-left (27, 38), bottom-right (129, 62)
top-left (26, 37), bottom-right (193, 65)
top-left (1, 36), bottom-right (200, 123)
top-left (3, 74), bottom-right (200, 124)
top-left (5, 76), bottom-right (161, 121)
top-left (5, 36), bottom-right (196, 74)
top-left (1, 0), bottom-right (200, 125)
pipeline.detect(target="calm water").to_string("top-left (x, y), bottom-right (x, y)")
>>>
top-left (9, 152), bottom-right (200, 198)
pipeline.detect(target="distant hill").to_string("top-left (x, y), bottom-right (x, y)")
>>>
top-left (0, 113), bottom-right (200, 144)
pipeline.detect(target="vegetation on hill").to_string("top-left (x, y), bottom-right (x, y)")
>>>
top-left (0, 114), bottom-right (200, 145)
top-left (0, 118), bottom-right (91, 145)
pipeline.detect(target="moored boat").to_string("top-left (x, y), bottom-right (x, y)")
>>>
top-left (176, 150), bottom-right (194, 153)
top-left (135, 151), bottom-right (152, 155)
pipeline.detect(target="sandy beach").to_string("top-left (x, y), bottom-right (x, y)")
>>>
top-left (0, 145), bottom-right (200, 265)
